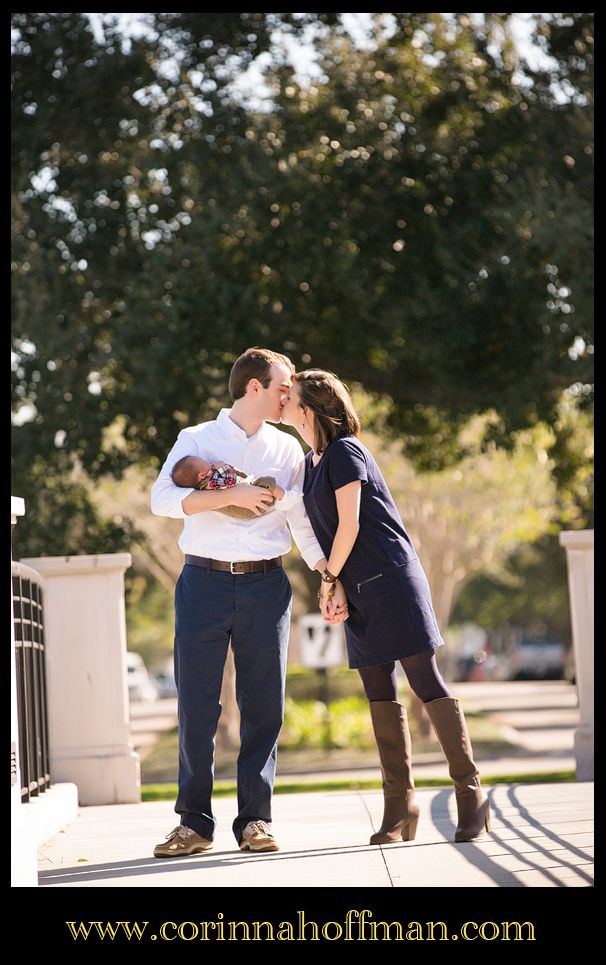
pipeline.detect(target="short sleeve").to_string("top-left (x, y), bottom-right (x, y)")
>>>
top-left (326, 438), bottom-right (368, 491)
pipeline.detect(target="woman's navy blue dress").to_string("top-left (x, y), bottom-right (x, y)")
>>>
top-left (303, 435), bottom-right (444, 669)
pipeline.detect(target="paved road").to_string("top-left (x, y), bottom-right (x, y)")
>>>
top-left (129, 697), bottom-right (177, 759)
top-left (453, 680), bottom-right (578, 754)
top-left (129, 680), bottom-right (579, 776)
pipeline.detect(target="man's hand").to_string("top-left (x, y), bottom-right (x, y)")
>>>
top-left (229, 482), bottom-right (275, 516)
top-left (327, 579), bottom-right (349, 624)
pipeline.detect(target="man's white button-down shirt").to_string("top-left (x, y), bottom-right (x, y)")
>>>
top-left (150, 408), bottom-right (324, 569)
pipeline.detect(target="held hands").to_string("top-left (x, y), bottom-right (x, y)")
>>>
top-left (318, 578), bottom-right (349, 624)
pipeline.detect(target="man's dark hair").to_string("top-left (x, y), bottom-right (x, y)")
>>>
top-left (228, 347), bottom-right (294, 401)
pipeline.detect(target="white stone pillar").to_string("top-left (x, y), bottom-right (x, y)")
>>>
top-left (11, 498), bottom-right (38, 886)
top-left (559, 530), bottom-right (594, 781)
top-left (20, 554), bottom-right (141, 805)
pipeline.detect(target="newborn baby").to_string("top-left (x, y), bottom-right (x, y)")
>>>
top-left (171, 454), bottom-right (279, 519)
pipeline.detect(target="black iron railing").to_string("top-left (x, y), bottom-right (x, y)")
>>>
top-left (12, 562), bottom-right (51, 801)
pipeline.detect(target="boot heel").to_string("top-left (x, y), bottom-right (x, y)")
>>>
top-left (401, 813), bottom-right (419, 842)
top-left (483, 801), bottom-right (491, 832)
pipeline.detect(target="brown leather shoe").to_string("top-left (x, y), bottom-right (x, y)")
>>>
top-left (153, 825), bottom-right (214, 858)
top-left (239, 820), bottom-right (280, 853)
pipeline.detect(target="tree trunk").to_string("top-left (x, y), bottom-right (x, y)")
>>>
top-left (217, 646), bottom-right (240, 751)
top-left (409, 690), bottom-right (432, 739)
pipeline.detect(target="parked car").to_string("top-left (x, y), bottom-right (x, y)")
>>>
top-left (153, 666), bottom-right (177, 699)
top-left (126, 651), bottom-right (158, 702)
top-left (509, 637), bottom-right (566, 680)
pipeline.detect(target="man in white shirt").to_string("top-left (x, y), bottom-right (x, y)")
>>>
top-left (150, 347), bottom-right (332, 856)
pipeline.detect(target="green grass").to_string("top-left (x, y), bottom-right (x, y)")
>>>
top-left (141, 770), bottom-right (575, 801)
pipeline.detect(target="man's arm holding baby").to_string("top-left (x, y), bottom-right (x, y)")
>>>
top-left (151, 433), bottom-right (275, 519)
top-left (182, 484), bottom-right (274, 517)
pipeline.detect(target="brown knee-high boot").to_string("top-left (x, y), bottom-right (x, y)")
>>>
top-left (425, 697), bottom-right (491, 842)
top-left (369, 700), bottom-right (420, 844)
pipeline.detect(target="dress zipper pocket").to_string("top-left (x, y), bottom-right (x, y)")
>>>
top-left (356, 573), bottom-right (383, 593)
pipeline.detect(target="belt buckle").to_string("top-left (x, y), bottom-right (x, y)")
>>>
top-left (230, 561), bottom-right (245, 575)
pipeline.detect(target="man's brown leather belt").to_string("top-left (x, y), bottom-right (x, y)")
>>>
top-left (185, 554), bottom-right (283, 574)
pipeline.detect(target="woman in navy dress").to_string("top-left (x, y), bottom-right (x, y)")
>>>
top-left (281, 369), bottom-right (490, 844)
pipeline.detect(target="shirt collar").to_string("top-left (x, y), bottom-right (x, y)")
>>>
top-left (217, 407), bottom-right (270, 442)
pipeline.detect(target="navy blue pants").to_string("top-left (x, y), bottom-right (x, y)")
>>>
top-left (173, 562), bottom-right (292, 843)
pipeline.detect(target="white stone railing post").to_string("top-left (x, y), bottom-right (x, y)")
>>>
top-left (20, 554), bottom-right (141, 805)
top-left (11, 497), bottom-right (38, 886)
top-left (559, 530), bottom-right (594, 781)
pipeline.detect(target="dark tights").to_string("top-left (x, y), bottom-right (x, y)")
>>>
top-left (358, 650), bottom-right (452, 704)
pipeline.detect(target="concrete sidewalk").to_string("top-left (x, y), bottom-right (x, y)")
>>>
top-left (37, 781), bottom-right (593, 888)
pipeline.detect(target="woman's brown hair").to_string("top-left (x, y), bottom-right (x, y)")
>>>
top-left (294, 369), bottom-right (361, 454)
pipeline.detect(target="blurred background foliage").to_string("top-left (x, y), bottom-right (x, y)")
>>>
top-left (12, 13), bottom-right (593, 660)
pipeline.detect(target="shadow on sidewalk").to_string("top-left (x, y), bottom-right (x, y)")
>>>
top-left (39, 842), bottom-right (398, 886)
top-left (427, 787), bottom-right (593, 888)
top-left (488, 786), bottom-right (593, 885)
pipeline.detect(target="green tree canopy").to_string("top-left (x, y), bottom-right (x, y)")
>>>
top-left (12, 13), bottom-right (593, 558)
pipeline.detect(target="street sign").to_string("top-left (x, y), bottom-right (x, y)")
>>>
top-left (297, 614), bottom-right (345, 668)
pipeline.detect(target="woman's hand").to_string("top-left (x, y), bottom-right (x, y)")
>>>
top-left (319, 578), bottom-right (349, 624)
top-left (317, 578), bottom-right (334, 622)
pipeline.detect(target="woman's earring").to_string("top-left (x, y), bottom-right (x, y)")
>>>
top-left (302, 419), bottom-right (306, 429)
